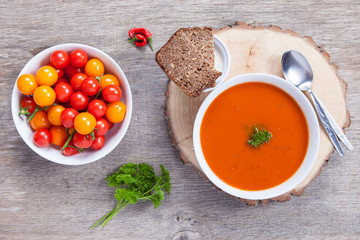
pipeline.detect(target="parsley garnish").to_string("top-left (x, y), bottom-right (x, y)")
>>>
top-left (248, 127), bottom-right (272, 148)
top-left (90, 163), bottom-right (171, 229)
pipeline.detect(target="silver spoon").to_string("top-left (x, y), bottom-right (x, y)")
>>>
top-left (282, 50), bottom-right (352, 156)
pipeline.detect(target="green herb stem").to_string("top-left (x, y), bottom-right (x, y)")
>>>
top-left (89, 208), bottom-right (116, 230)
top-left (139, 176), bottom-right (165, 197)
top-left (100, 202), bottom-right (129, 228)
top-left (90, 163), bottom-right (171, 229)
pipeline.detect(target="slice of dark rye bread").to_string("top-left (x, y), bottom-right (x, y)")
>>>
top-left (155, 27), bottom-right (222, 97)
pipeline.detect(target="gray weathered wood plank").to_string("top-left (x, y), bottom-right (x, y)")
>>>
top-left (0, 0), bottom-right (359, 239)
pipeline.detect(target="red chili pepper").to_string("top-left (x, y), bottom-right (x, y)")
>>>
top-left (133, 34), bottom-right (147, 47)
top-left (128, 28), bottom-right (153, 51)
top-left (128, 33), bottom-right (144, 43)
top-left (128, 33), bottom-right (147, 48)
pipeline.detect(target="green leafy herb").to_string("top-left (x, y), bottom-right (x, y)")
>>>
top-left (90, 163), bottom-right (171, 229)
top-left (248, 127), bottom-right (272, 148)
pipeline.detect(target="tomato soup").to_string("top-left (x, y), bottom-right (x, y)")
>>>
top-left (200, 82), bottom-right (309, 191)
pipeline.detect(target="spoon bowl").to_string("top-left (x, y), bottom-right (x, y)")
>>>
top-left (281, 50), bottom-right (313, 90)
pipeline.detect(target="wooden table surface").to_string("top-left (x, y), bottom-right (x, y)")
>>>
top-left (1, 1), bottom-right (359, 239)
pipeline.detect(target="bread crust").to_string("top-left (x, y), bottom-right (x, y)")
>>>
top-left (156, 27), bottom-right (222, 97)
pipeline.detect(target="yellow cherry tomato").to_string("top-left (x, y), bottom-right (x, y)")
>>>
top-left (36, 66), bottom-right (58, 86)
top-left (74, 112), bottom-right (96, 135)
top-left (50, 125), bottom-right (67, 146)
top-left (85, 59), bottom-right (104, 77)
top-left (33, 86), bottom-right (56, 107)
top-left (17, 74), bottom-right (38, 95)
top-left (47, 105), bottom-right (65, 126)
top-left (100, 74), bottom-right (120, 90)
top-left (106, 101), bottom-right (126, 123)
top-left (30, 111), bottom-right (51, 131)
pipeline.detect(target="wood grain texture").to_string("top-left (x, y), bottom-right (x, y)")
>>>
top-left (0, 0), bottom-right (359, 239)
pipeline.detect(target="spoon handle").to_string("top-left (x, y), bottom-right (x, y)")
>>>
top-left (308, 89), bottom-right (344, 156)
top-left (316, 97), bottom-right (353, 150)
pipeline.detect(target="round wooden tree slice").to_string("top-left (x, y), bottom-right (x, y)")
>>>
top-left (165, 22), bottom-right (350, 205)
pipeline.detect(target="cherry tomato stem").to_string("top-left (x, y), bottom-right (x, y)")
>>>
top-left (87, 130), bottom-right (95, 140)
top-left (94, 89), bottom-right (102, 100)
top-left (18, 103), bottom-right (32, 118)
top-left (61, 129), bottom-right (76, 151)
top-left (26, 105), bottom-right (50, 122)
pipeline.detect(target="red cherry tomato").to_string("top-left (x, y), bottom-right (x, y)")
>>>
top-left (55, 82), bottom-right (73, 102)
top-left (60, 108), bottom-right (79, 128)
top-left (108, 121), bottom-right (114, 129)
top-left (70, 73), bottom-right (88, 91)
top-left (50, 50), bottom-right (69, 69)
top-left (62, 140), bottom-right (81, 156)
top-left (55, 78), bottom-right (68, 86)
top-left (65, 64), bottom-right (83, 79)
top-left (60, 102), bottom-right (71, 109)
top-left (70, 92), bottom-right (89, 110)
top-left (33, 128), bottom-right (52, 148)
top-left (20, 96), bottom-right (36, 114)
top-left (56, 67), bottom-right (64, 79)
top-left (69, 49), bottom-right (88, 68)
top-left (81, 77), bottom-right (100, 96)
top-left (94, 118), bottom-right (109, 136)
top-left (73, 132), bottom-right (94, 148)
top-left (88, 99), bottom-right (107, 118)
top-left (91, 135), bottom-right (105, 150)
top-left (102, 85), bottom-right (122, 102)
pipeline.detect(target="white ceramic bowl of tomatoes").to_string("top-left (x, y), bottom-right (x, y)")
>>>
top-left (11, 43), bottom-right (132, 165)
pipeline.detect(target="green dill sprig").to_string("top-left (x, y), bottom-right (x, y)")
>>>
top-left (248, 127), bottom-right (272, 148)
top-left (90, 163), bottom-right (171, 229)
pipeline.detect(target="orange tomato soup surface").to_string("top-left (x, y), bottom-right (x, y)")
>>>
top-left (200, 82), bottom-right (309, 191)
